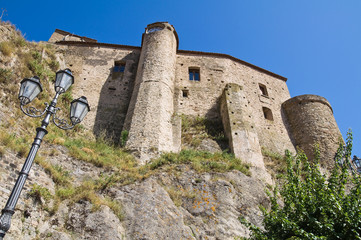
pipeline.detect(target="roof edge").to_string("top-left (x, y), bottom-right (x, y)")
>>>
top-left (54, 29), bottom-right (98, 42)
top-left (53, 41), bottom-right (287, 81)
top-left (177, 50), bottom-right (287, 81)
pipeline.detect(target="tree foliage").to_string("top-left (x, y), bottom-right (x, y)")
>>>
top-left (241, 132), bottom-right (361, 239)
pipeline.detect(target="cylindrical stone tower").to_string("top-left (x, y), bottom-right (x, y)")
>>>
top-left (124, 22), bottom-right (178, 163)
top-left (282, 95), bottom-right (343, 169)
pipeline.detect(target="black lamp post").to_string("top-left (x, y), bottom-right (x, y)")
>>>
top-left (0, 69), bottom-right (90, 239)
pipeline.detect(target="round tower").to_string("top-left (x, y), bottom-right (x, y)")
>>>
top-left (124, 22), bottom-right (178, 163)
top-left (282, 95), bottom-right (343, 169)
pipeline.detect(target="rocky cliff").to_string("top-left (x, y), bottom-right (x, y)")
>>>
top-left (0, 21), bottom-right (278, 240)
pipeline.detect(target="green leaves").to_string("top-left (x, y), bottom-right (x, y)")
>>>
top-left (242, 131), bottom-right (361, 239)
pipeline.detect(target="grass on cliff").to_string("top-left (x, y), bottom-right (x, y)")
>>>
top-left (0, 26), bottom-right (250, 221)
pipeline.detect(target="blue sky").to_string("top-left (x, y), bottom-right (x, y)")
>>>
top-left (2, 0), bottom-right (360, 156)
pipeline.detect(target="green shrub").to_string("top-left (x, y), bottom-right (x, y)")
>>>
top-left (120, 130), bottom-right (128, 147)
top-left (29, 184), bottom-right (53, 203)
top-left (241, 131), bottom-right (361, 239)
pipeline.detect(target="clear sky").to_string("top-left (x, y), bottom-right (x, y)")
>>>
top-left (1, 0), bottom-right (360, 156)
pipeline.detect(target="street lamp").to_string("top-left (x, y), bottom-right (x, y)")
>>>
top-left (0, 69), bottom-right (90, 239)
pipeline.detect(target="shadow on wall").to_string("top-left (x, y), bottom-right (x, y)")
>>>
top-left (281, 106), bottom-right (297, 150)
top-left (93, 52), bottom-right (138, 144)
top-left (205, 96), bottom-right (229, 152)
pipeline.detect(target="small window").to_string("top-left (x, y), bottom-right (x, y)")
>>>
top-left (262, 107), bottom-right (274, 121)
top-left (114, 62), bottom-right (125, 73)
top-left (259, 84), bottom-right (268, 97)
top-left (182, 90), bottom-right (189, 97)
top-left (189, 68), bottom-right (200, 81)
top-left (147, 26), bottom-right (164, 33)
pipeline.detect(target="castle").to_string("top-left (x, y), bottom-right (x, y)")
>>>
top-left (48, 22), bottom-right (342, 168)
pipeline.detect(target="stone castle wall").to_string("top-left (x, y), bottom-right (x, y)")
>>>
top-left (54, 42), bottom-right (140, 142)
top-left (124, 22), bottom-right (178, 162)
top-left (174, 53), bottom-right (295, 154)
top-left (48, 22), bottom-right (342, 166)
top-left (282, 95), bottom-right (343, 168)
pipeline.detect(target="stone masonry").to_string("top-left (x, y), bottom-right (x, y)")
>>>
top-left (48, 22), bottom-right (342, 167)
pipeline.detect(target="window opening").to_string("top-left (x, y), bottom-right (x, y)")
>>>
top-left (113, 61), bottom-right (125, 80)
top-left (182, 90), bottom-right (189, 97)
top-left (259, 84), bottom-right (268, 97)
top-left (147, 26), bottom-right (164, 33)
top-left (114, 62), bottom-right (125, 73)
top-left (262, 107), bottom-right (274, 121)
top-left (189, 68), bottom-right (200, 81)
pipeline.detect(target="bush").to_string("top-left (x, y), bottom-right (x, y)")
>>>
top-left (0, 41), bottom-right (13, 56)
top-left (241, 131), bottom-right (361, 239)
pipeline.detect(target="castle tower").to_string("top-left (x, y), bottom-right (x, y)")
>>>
top-left (124, 22), bottom-right (178, 163)
top-left (220, 83), bottom-right (265, 169)
top-left (282, 95), bottom-right (343, 169)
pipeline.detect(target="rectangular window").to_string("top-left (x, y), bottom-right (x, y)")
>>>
top-left (189, 68), bottom-right (200, 81)
top-left (114, 62), bottom-right (125, 73)
top-left (113, 61), bottom-right (125, 80)
top-left (259, 83), bottom-right (269, 97)
top-left (182, 89), bottom-right (189, 97)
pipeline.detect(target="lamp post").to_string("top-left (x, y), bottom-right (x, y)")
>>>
top-left (0, 69), bottom-right (90, 239)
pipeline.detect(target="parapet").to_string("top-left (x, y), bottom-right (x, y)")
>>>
top-left (283, 94), bottom-right (333, 113)
top-left (141, 22), bottom-right (179, 50)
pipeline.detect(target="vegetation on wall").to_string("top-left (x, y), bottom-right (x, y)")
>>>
top-left (241, 131), bottom-right (361, 240)
top-left (0, 21), bottom-right (251, 228)
top-left (181, 114), bottom-right (227, 149)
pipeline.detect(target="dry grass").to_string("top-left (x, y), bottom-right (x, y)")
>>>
top-left (181, 114), bottom-right (227, 148)
top-left (164, 185), bottom-right (196, 207)
top-left (0, 41), bottom-right (13, 56)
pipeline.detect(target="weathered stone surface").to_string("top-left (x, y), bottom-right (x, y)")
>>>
top-left (103, 167), bottom-right (269, 240)
top-left (220, 83), bottom-right (265, 169)
top-left (66, 201), bottom-right (125, 239)
top-left (112, 178), bottom-right (194, 240)
top-left (124, 22), bottom-right (178, 163)
top-left (174, 54), bottom-right (296, 157)
top-left (282, 94), bottom-right (343, 169)
top-left (0, 23), bottom-right (18, 42)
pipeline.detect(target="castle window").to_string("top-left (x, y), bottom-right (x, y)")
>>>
top-left (182, 90), bottom-right (189, 97)
top-left (147, 26), bottom-right (164, 33)
top-left (113, 61), bottom-right (125, 73)
top-left (189, 68), bottom-right (200, 81)
top-left (262, 107), bottom-right (274, 121)
top-left (259, 84), bottom-right (268, 97)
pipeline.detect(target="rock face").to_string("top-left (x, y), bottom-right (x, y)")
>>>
top-left (0, 20), bottom-right (343, 240)
top-left (0, 145), bottom-right (268, 239)
top-left (114, 179), bottom-right (194, 239)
